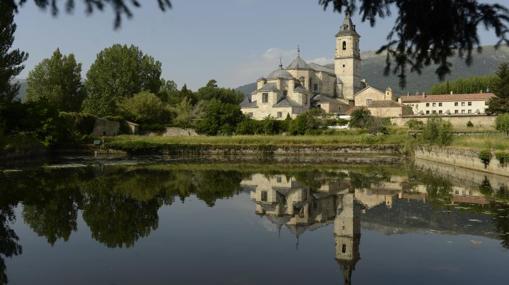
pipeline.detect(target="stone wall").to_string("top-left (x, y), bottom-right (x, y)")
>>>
top-left (391, 115), bottom-right (496, 129)
top-left (91, 118), bottom-right (120, 136)
top-left (415, 146), bottom-right (509, 177)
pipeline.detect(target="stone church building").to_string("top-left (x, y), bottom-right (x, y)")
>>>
top-left (241, 13), bottom-right (401, 120)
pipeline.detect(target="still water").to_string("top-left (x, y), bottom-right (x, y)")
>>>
top-left (1, 159), bottom-right (509, 285)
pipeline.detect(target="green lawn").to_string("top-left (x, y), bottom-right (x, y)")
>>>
top-left (106, 131), bottom-right (408, 148)
top-left (451, 133), bottom-right (509, 151)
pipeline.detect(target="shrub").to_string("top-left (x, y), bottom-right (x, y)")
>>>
top-left (422, 117), bottom-right (453, 146)
top-left (349, 108), bottom-right (372, 129)
top-left (367, 117), bottom-right (390, 135)
top-left (288, 110), bottom-right (322, 135)
top-left (59, 112), bottom-right (97, 135)
top-left (495, 151), bottom-right (509, 167)
top-left (466, 121), bottom-right (474, 128)
top-left (406, 119), bottom-right (424, 130)
top-left (119, 91), bottom-right (170, 125)
top-left (496, 113), bottom-right (509, 135)
top-left (479, 150), bottom-right (493, 169)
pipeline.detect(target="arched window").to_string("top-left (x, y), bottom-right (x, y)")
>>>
top-left (342, 41), bottom-right (347, 50)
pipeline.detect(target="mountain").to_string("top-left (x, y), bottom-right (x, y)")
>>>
top-left (237, 45), bottom-right (509, 96)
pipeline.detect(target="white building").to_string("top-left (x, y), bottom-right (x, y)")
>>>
top-left (399, 93), bottom-right (495, 116)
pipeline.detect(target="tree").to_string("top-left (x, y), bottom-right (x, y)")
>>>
top-left (422, 117), bottom-right (453, 146)
top-left (349, 108), bottom-right (372, 129)
top-left (195, 99), bottom-right (243, 135)
top-left (157, 79), bottom-right (178, 103)
top-left (169, 98), bottom-right (202, 129)
top-left (119, 91), bottom-right (169, 125)
top-left (0, 1), bottom-right (28, 102)
top-left (26, 49), bottom-right (84, 112)
top-left (496, 113), bottom-right (509, 135)
top-left (319, 0), bottom-right (509, 87)
top-left (430, 75), bottom-right (497, 95)
top-left (487, 63), bottom-right (509, 114)
top-left (289, 110), bottom-right (322, 135)
top-left (82, 44), bottom-right (162, 117)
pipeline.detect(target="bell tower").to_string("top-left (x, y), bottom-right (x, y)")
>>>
top-left (335, 12), bottom-right (362, 101)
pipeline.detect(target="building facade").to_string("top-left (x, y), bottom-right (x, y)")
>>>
top-left (399, 93), bottom-right (495, 116)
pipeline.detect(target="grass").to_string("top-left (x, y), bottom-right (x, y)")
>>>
top-left (106, 131), bottom-right (408, 149)
top-left (451, 133), bottom-right (509, 151)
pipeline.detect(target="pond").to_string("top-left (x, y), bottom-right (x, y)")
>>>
top-left (1, 158), bottom-right (509, 284)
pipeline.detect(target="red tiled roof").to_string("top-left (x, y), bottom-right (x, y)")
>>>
top-left (400, 93), bottom-right (495, 103)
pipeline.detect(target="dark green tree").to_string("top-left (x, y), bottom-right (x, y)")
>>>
top-left (26, 49), bottom-right (84, 112)
top-left (495, 113), bottom-right (509, 135)
top-left (119, 91), bottom-right (169, 125)
top-left (0, 1), bottom-right (28, 102)
top-left (487, 63), bottom-right (509, 114)
top-left (430, 75), bottom-right (497, 95)
top-left (82, 44), bottom-right (162, 117)
top-left (195, 99), bottom-right (243, 135)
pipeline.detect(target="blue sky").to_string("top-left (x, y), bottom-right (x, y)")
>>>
top-left (13, 0), bottom-right (501, 90)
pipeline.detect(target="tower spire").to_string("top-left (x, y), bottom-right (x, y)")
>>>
top-left (297, 45), bottom-right (301, 57)
top-left (279, 56), bottom-right (283, 69)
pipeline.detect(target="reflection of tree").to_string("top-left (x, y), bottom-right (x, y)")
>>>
top-left (0, 207), bottom-right (21, 285)
top-left (192, 171), bottom-right (243, 207)
top-left (80, 173), bottom-right (162, 248)
top-left (420, 170), bottom-right (452, 205)
top-left (490, 202), bottom-right (509, 249)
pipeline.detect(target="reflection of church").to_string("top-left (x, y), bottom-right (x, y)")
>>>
top-left (243, 174), bottom-right (362, 283)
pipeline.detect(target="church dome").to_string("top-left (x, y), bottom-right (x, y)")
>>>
top-left (267, 69), bottom-right (295, 80)
top-left (287, 56), bottom-right (311, 70)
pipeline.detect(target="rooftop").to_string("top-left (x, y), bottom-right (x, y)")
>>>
top-left (400, 93), bottom-right (495, 103)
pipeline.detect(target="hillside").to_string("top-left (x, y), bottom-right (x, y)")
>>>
top-left (237, 45), bottom-right (509, 96)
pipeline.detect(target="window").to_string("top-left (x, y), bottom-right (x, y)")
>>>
top-left (461, 110), bottom-right (465, 114)
top-left (439, 110), bottom-right (443, 114)
top-left (439, 102), bottom-right (443, 107)
top-left (468, 102), bottom-right (472, 106)
top-left (276, 176), bottom-right (282, 183)
top-left (277, 112), bottom-right (282, 118)
top-left (313, 84), bottom-right (318, 91)
top-left (262, 93), bottom-right (268, 103)
top-left (432, 103), bottom-right (436, 107)
top-left (455, 102), bottom-right (459, 106)
top-left (426, 111), bottom-right (430, 114)
top-left (342, 244), bottom-right (347, 253)
top-left (461, 102), bottom-right (465, 106)
top-left (283, 90), bottom-right (288, 97)
top-left (342, 41), bottom-right (347, 50)
top-left (432, 110), bottom-right (437, 114)
top-left (468, 109), bottom-right (472, 114)
top-left (261, 191), bottom-right (268, 202)
top-left (455, 110), bottom-right (459, 114)
top-left (426, 103), bottom-right (430, 107)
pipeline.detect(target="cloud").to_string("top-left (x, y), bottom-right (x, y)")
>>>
top-left (223, 48), bottom-right (299, 87)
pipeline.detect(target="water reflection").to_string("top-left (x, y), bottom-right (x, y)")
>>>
top-left (0, 161), bottom-right (508, 284)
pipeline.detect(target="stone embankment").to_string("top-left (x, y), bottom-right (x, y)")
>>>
top-left (415, 146), bottom-right (509, 177)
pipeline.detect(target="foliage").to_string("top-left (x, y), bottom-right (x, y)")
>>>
top-left (349, 108), bottom-right (372, 129)
top-left (59, 112), bottom-right (97, 139)
top-left (319, 0), bottom-right (509, 87)
top-left (406, 119), bottom-right (424, 130)
top-left (479, 150), bottom-right (493, 169)
top-left (495, 151), bottom-right (509, 167)
top-left (488, 63), bottom-right (509, 114)
top-left (496, 113), bottom-right (509, 135)
top-left (430, 75), bottom-right (496, 95)
top-left (195, 80), bottom-right (244, 105)
top-left (466, 121), bottom-right (474, 128)
top-left (195, 99), bottom-right (243, 135)
top-left (26, 49), bottom-right (85, 112)
top-left (288, 110), bottom-right (322, 135)
top-left (422, 117), bottom-right (453, 146)
top-left (82, 44), bottom-right (162, 117)
top-left (157, 79), bottom-right (178, 103)
top-left (168, 98), bottom-right (201, 129)
top-left (0, 1), bottom-right (28, 102)
top-left (119, 91), bottom-right (170, 125)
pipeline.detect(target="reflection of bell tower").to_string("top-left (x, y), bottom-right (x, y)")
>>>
top-left (334, 193), bottom-right (361, 285)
